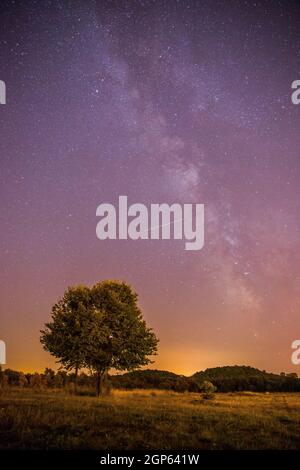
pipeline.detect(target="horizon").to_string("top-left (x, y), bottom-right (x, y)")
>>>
top-left (2, 359), bottom-right (298, 379)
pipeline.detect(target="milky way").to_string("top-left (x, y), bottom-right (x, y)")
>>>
top-left (1, 0), bottom-right (300, 374)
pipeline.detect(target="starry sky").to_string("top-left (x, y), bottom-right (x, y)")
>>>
top-left (1, 0), bottom-right (300, 375)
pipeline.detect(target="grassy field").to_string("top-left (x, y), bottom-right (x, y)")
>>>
top-left (1, 388), bottom-right (300, 450)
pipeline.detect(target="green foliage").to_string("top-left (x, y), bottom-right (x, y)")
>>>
top-left (193, 366), bottom-right (300, 392)
top-left (40, 285), bottom-right (91, 375)
top-left (111, 369), bottom-right (200, 392)
top-left (200, 380), bottom-right (217, 399)
top-left (87, 281), bottom-right (159, 371)
top-left (40, 280), bottom-right (159, 395)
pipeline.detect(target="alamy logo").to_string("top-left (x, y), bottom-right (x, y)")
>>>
top-left (291, 80), bottom-right (300, 105)
top-left (0, 80), bottom-right (6, 105)
top-left (291, 339), bottom-right (300, 365)
top-left (0, 340), bottom-right (6, 364)
top-left (96, 196), bottom-right (204, 251)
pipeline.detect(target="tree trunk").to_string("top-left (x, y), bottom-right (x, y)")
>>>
top-left (96, 371), bottom-right (101, 397)
top-left (96, 370), bottom-right (108, 397)
top-left (74, 365), bottom-right (79, 395)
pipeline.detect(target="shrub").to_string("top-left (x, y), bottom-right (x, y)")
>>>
top-left (201, 380), bottom-right (217, 400)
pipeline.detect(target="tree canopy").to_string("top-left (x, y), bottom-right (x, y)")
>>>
top-left (40, 280), bottom-right (158, 395)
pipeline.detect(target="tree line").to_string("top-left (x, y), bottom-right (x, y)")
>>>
top-left (1, 366), bottom-right (300, 394)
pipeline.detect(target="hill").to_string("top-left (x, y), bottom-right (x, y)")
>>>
top-left (111, 365), bottom-right (300, 393)
top-left (111, 369), bottom-right (200, 392)
top-left (192, 365), bottom-right (300, 392)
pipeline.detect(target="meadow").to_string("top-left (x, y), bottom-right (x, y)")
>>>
top-left (1, 388), bottom-right (300, 450)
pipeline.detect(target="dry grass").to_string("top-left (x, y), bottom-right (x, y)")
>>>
top-left (1, 388), bottom-right (300, 450)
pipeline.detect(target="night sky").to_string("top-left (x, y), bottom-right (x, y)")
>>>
top-left (1, 0), bottom-right (300, 375)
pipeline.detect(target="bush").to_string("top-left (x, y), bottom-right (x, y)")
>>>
top-left (201, 380), bottom-right (217, 400)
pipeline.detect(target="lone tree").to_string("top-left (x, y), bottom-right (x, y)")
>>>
top-left (40, 280), bottom-right (158, 396)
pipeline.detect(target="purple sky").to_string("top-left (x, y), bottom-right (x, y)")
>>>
top-left (1, 0), bottom-right (300, 374)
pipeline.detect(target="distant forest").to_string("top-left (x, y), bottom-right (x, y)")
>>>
top-left (1, 365), bottom-right (300, 393)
